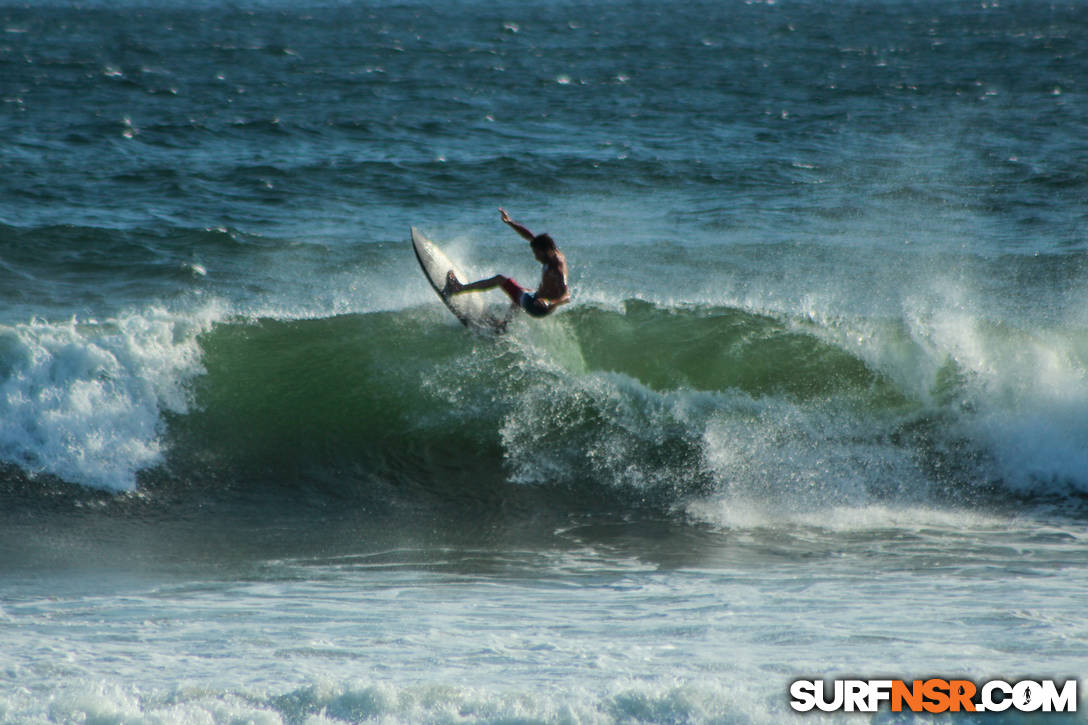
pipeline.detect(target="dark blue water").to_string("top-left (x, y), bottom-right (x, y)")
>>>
top-left (1, 1), bottom-right (1087, 722)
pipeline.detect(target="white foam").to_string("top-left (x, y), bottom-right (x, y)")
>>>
top-left (0, 676), bottom-right (813, 725)
top-left (687, 496), bottom-right (1003, 533)
top-left (744, 269), bottom-right (1088, 497)
top-left (0, 302), bottom-right (222, 491)
top-left (887, 280), bottom-right (1088, 494)
top-left (22, 682), bottom-right (284, 725)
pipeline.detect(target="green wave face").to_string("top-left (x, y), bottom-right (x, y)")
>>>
top-left (165, 301), bottom-right (941, 516)
top-left (565, 300), bottom-right (894, 400)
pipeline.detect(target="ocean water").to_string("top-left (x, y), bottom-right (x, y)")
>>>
top-left (1, 0), bottom-right (1087, 722)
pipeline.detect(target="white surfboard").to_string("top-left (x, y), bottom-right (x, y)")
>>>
top-left (411, 227), bottom-right (505, 331)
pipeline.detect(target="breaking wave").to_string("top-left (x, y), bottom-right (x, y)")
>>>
top-left (4, 294), bottom-right (1085, 522)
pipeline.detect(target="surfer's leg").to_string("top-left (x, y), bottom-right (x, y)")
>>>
top-left (450, 271), bottom-right (517, 293)
top-left (447, 272), bottom-right (506, 295)
top-left (499, 277), bottom-right (529, 306)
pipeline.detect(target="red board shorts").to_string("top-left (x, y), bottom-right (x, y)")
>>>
top-left (501, 277), bottom-right (550, 317)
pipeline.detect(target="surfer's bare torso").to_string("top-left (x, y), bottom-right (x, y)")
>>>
top-left (446, 209), bottom-right (570, 317)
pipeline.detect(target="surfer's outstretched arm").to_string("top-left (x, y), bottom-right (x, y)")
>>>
top-left (499, 208), bottom-right (535, 242)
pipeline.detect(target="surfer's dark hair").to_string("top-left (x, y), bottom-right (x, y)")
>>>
top-left (531, 233), bottom-right (556, 250)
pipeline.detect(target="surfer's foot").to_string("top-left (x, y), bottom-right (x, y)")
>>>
top-left (445, 271), bottom-right (462, 294)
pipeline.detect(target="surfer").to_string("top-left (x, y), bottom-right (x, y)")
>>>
top-left (445, 208), bottom-right (570, 317)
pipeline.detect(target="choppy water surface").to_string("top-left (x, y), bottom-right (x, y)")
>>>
top-left (1, 0), bottom-right (1087, 722)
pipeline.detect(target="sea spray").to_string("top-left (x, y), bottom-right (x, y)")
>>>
top-left (0, 303), bottom-right (219, 491)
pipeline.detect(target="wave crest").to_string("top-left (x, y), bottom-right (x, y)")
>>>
top-left (3, 299), bottom-right (1087, 514)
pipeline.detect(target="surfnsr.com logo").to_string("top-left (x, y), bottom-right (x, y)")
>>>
top-left (789, 679), bottom-right (1078, 713)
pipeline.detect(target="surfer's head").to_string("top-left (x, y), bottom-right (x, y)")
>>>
top-left (530, 233), bottom-right (555, 250)
top-left (530, 233), bottom-right (556, 261)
